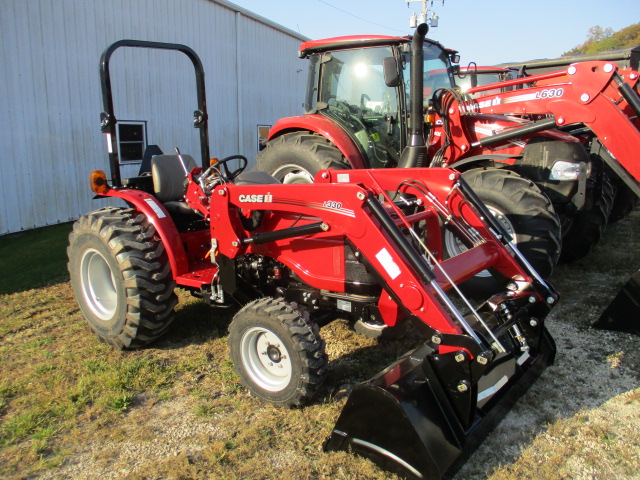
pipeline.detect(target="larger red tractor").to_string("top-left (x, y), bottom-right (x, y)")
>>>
top-left (255, 24), bottom-right (629, 276)
top-left (67, 40), bottom-right (559, 479)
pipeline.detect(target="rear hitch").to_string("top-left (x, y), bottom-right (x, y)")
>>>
top-left (324, 321), bottom-right (556, 480)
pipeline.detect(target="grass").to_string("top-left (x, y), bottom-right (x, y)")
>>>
top-left (0, 210), bottom-right (639, 479)
top-left (0, 223), bottom-right (72, 295)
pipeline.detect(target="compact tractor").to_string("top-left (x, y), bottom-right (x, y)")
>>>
top-left (68, 40), bottom-right (559, 479)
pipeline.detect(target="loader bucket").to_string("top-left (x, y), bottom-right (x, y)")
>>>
top-left (324, 328), bottom-right (556, 480)
top-left (592, 269), bottom-right (640, 335)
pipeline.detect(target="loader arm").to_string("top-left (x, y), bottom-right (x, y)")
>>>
top-left (207, 167), bottom-right (557, 358)
top-left (456, 61), bottom-right (640, 195)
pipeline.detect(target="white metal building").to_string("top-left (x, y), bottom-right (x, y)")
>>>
top-left (0, 0), bottom-right (308, 234)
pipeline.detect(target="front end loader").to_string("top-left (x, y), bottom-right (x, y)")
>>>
top-left (67, 39), bottom-right (558, 480)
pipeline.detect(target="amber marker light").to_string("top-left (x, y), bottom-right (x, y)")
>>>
top-left (210, 157), bottom-right (219, 166)
top-left (90, 170), bottom-right (109, 194)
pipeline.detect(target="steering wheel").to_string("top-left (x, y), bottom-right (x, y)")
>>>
top-left (217, 154), bottom-right (248, 181)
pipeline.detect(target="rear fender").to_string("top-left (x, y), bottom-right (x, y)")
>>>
top-left (269, 115), bottom-right (367, 169)
top-left (99, 189), bottom-right (188, 277)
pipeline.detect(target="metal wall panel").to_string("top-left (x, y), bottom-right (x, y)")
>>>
top-left (0, 0), bottom-right (307, 234)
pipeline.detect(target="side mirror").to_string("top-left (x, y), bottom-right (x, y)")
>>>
top-left (383, 56), bottom-right (402, 87)
top-left (450, 53), bottom-right (460, 64)
top-left (470, 72), bottom-right (478, 89)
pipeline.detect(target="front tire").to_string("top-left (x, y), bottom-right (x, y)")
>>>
top-left (459, 168), bottom-right (562, 279)
top-left (228, 297), bottom-right (327, 407)
top-left (67, 207), bottom-right (178, 349)
top-left (255, 132), bottom-right (347, 183)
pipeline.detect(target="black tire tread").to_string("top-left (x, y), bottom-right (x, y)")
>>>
top-left (462, 168), bottom-right (561, 278)
top-left (68, 207), bottom-right (177, 349)
top-left (228, 297), bottom-right (327, 407)
top-left (255, 132), bottom-right (347, 182)
top-left (561, 170), bottom-right (616, 262)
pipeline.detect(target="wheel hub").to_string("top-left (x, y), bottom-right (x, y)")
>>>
top-left (444, 205), bottom-right (516, 278)
top-left (272, 164), bottom-right (314, 184)
top-left (241, 327), bottom-right (293, 391)
top-left (267, 344), bottom-right (283, 363)
top-left (79, 248), bottom-right (118, 321)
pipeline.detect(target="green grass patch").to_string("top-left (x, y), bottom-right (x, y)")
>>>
top-left (0, 223), bottom-right (72, 295)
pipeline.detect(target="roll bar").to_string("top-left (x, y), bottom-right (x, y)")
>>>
top-left (99, 39), bottom-right (210, 187)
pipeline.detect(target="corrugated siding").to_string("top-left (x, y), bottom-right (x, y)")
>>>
top-left (0, 0), bottom-right (307, 234)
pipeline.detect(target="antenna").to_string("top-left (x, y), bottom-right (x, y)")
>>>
top-left (406, 0), bottom-right (442, 29)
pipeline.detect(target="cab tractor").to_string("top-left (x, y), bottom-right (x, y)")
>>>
top-left (256, 24), bottom-right (607, 275)
top-left (67, 39), bottom-right (559, 480)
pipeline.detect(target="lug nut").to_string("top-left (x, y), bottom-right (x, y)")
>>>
top-left (454, 353), bottom-right (465, 363)
top-left (356, 192), bottom-right (365, 200)
top-left (529, 296), bottom-right (536, 303)
top-left (431, 335), bottom-right (442, 345)
top-left (546, 296), bottom-right (555, 305)
top-left (477, 355), bottom-right (488, 365)
top-left (457, 382), bottom-right (469, 393)
top-left (530, 318), bottom-right (539, 327)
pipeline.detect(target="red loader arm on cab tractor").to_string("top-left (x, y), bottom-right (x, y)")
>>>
top-left (440, 61), bottom-right (640, 333)
top-left (67, 40), bottom-right (559, 480)
top-left (447, 60), bottom-right (640, 197)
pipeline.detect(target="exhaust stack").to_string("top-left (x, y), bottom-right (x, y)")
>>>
top-left (397, 23), bottom-right (429, 169)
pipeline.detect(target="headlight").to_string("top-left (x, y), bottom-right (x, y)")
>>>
top-left (549, 161), bottom-right (583, 181)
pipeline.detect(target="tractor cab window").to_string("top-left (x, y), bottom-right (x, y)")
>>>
top-left (405, 43), bottom-right (456, 105)
top-left (317, 46), bottom-right (401, 168)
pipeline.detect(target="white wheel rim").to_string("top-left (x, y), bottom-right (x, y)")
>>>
top-left (444, 205), bottom-right (516, 278)
top-left (79, 248), bottom-right (118, 321)
top-left (271, 164), bottom-right (314, 184)
top-left (240, 327), bottom-right (293, 391)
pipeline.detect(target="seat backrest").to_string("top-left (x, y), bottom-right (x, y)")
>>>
top-left (138, 144), bottom-right (164, 176)
top-left (151, 154), bottom-right (197, 203)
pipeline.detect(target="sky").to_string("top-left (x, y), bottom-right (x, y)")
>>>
top-left (229, 0), bottom-right (640, 65)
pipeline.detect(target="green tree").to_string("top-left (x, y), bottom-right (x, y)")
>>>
top-left (563, 23), bottom-right (640, 56)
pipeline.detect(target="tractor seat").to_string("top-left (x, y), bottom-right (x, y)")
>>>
top-left (151, 154), bottom-right (198, 216)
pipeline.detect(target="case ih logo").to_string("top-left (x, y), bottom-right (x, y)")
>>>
top-left (238, 193), bottom-right (273, 203)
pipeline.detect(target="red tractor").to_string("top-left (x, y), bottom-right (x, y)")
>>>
top-left (255, 25), bottom-right (577, 277)
top-left (67, 40), bottom-right (559, 479)
top-left (255, 25), bottom-right (629, 275)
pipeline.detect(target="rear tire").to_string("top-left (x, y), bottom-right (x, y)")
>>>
top-left (67, 207), bottom-right (177, 349)
top-left (255, 132), bottom-right (347, 183)
top-left (561, 170), bottom-right (615, 262)
top-left (609, 181), bottom-right (638, 223)
top-left (228, 297), bottom-right (327, 407)
top-left (459, 168), bottom-right (561, 279)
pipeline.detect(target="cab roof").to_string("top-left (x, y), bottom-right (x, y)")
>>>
top-left (298, 34), bottom-right (457, 58)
